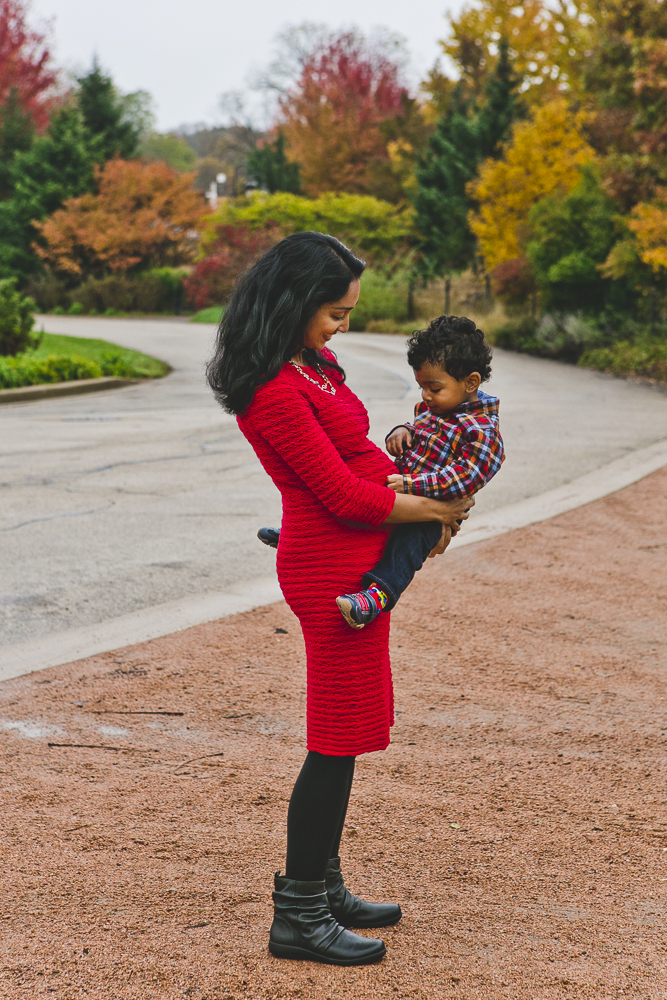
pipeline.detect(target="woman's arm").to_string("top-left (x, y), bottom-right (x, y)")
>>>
top-left (243, 381), bottom-right (395, 525)
top-left (382, 492), bottom-right (473, 527)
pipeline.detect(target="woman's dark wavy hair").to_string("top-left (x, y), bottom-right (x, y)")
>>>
top-left (206, 231), bottom-right (366, 414)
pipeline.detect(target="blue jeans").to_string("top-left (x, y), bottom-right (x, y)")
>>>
top-left (361, 521), bottom-right (443, 611)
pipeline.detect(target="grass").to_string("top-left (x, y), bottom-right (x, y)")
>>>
top-left (190, 306), bottom-right (224, 324)
top-left (0, 333), bottom-right (169, 390)
top-left (32, 334), bottom-right (169, 378)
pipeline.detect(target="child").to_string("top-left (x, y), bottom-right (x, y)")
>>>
top-left (258, 314), bottom-right (504, 629)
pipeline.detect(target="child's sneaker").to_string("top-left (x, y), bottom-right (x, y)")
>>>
top-left (257, 527), bottom-right (280, 549)
top-left (336, 584), bottom-right (388, 630)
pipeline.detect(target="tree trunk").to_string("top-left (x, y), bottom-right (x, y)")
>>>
top-left (485, 274), bottom-right (491, 310)
top-left (407, 279), bottom-right (415, 320)
top-left (444, 276), bottom-right (451, 315)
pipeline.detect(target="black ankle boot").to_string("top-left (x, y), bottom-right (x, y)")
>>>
top-left (269, 872), bottom-right (386, 965)
top-left (325, 857), bottom-right (402, 929)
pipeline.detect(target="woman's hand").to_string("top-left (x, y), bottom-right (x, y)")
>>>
top-left (386, 474), bottom-right (405, 493)
top-left (382, 492), bottom-right (474, 526)
top-left (424, 494), bottom-right (474, 529)
top-left (386, 426), bottom-right (413, 457)
top-left (427, 524), bottom-right (452, 558)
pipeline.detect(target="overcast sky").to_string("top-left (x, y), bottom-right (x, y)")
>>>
top-left (30, 0), bottom-right (463, 132)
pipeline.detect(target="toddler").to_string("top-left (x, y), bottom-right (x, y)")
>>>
top-left (258, 314), bottom-right (504, 629)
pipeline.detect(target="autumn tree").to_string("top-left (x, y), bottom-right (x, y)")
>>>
top-left (184, 223), bottom-right (282, 310)
top-left (581, 0), bottom-right (667, 211)
top-left (278, 30), bottom-right (410, 198)
top-left (469, 100), bottom-right (596, 271)
top-left (442, 0), bottom-right (587, 106)
top-left (414, 39), bottom-right (522, 277)
top-left (0, 0), bottom-right (57, 130)
top-left (600, 190), bottom-right (667, 315)
top-left (35, 159), bottom-right (204, 277)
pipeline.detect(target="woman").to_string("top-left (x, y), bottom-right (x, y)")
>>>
top-left (207, 232), bottom-right (471, 966)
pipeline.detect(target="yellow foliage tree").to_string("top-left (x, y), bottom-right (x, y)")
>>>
top-left (442, 0), bottom-right (589, 105)
top-left (469, 100), bottom-right (596, 270)
top-left (627, 194), bottom-right (667, 272)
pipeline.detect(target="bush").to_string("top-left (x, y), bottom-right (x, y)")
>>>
top-left (204, 191), bottom-right (415, 264)
top-left (0, 278), bottom-right (40, 356)
top-left (489, 316), bottom-right (540, 353)
top-left (24, 274), bottom-right (69, 313)
top-left (68, 301), bottom-right (84, 315)
top-left (490, 313), bottom-right (609, 361)
top-left (349, 267), bottom-right (410, 331)
top-left (579, 340), bottom-right (667, 381)
top-left (71, 269), bottom-right (187, 314)
top-left (184, 224), bottom-right (281, 310)
top-left (0, 354), bottom-right (101, 388)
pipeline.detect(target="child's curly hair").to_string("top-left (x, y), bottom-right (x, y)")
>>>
top-left (406, 315), bottom-right (493, 383)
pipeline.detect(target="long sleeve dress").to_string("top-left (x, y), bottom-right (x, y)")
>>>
top-left (237, 353), bottom-right (398, 756)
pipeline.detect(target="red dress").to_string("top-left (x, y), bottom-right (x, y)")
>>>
top-left (238, 354), bottom-right (397, 756)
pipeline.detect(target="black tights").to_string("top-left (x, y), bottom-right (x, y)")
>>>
top-left (285, 751), bottom-right (356, 882)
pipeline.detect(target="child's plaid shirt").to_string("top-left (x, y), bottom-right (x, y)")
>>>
top-left (390, 390), bottom-right (504, 500)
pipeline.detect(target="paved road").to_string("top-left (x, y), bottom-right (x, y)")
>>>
top-left (2, 316), bottom-right (667, 648)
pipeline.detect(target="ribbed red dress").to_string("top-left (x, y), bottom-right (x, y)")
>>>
top-left (237, 352), bottom-right (397, 756)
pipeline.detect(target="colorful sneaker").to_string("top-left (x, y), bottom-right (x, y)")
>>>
top-left (336, 590), bottom-right (381, 630)
top-left (257, 527), bottom-right (280, 549)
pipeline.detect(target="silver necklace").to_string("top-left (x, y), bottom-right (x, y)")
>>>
top-left (289, 360), bottom-right (337, 395)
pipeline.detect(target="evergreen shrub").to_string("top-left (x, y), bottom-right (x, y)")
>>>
top-left (0, 278), bottom-right (40, 355)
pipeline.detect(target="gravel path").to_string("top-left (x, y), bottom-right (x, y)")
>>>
top-left (1, 467), bottom-right (665, 998)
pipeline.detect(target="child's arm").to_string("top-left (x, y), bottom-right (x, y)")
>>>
top-left (386, 425), bottom-right (413, 457)
top-left (397, 420), bottom-right (504, 500)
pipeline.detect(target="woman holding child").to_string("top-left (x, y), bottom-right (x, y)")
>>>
top-left (207, 232), bottom-right (494, 966)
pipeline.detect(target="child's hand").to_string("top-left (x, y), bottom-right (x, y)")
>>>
top-left (386, 426), bottom-right (413, 457)
top-left (386, 474), bottom-right (405, 493)
top-left (428, 525), bottom-right (452, 558)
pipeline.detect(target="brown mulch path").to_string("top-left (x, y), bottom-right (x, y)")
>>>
top-left (1, 468), bottom-right (666, 1000)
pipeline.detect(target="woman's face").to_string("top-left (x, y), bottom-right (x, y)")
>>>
top-left (300, 279), bottom-right (361, 354)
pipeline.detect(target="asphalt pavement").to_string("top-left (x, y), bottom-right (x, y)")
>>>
top-left (2, 315), bottom-right (667, 649)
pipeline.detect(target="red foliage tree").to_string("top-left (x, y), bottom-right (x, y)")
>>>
top-left (0, 0), bottom-right (57, 129)
top-left (35, 159), bottom-right (205, 276)
top-left (184, 223), bottom-right (282, 310)
top-left (279, 32), bottom-right (409, 197)
top-left (491, 256), bottom-right (536, 308)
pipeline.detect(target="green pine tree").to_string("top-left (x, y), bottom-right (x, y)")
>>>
top-left (247, 132), bottom-right (301, 193)
top-left (0, 104), bottom-right (97, 280)
top-left (77, 58), bottom-right (140, 162)
top-left (0, 89), bottom-right (35, 200)
top-left (414, 39), bottom-right (522, 279)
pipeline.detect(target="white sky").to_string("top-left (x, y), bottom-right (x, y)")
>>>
top-left (29, 0), bottom-right (464, 132)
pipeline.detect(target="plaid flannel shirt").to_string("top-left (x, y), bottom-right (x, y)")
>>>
top-left (390, 390), bottom-right (504, 500)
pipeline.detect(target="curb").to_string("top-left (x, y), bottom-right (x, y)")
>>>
top-left (2, 435), bottom-right (667, 683)
top-left (0, 377), bottom-right (142, 405)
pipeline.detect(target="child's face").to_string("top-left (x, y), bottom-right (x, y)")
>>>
top-left (413, 362), bottom-right (481, 415)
